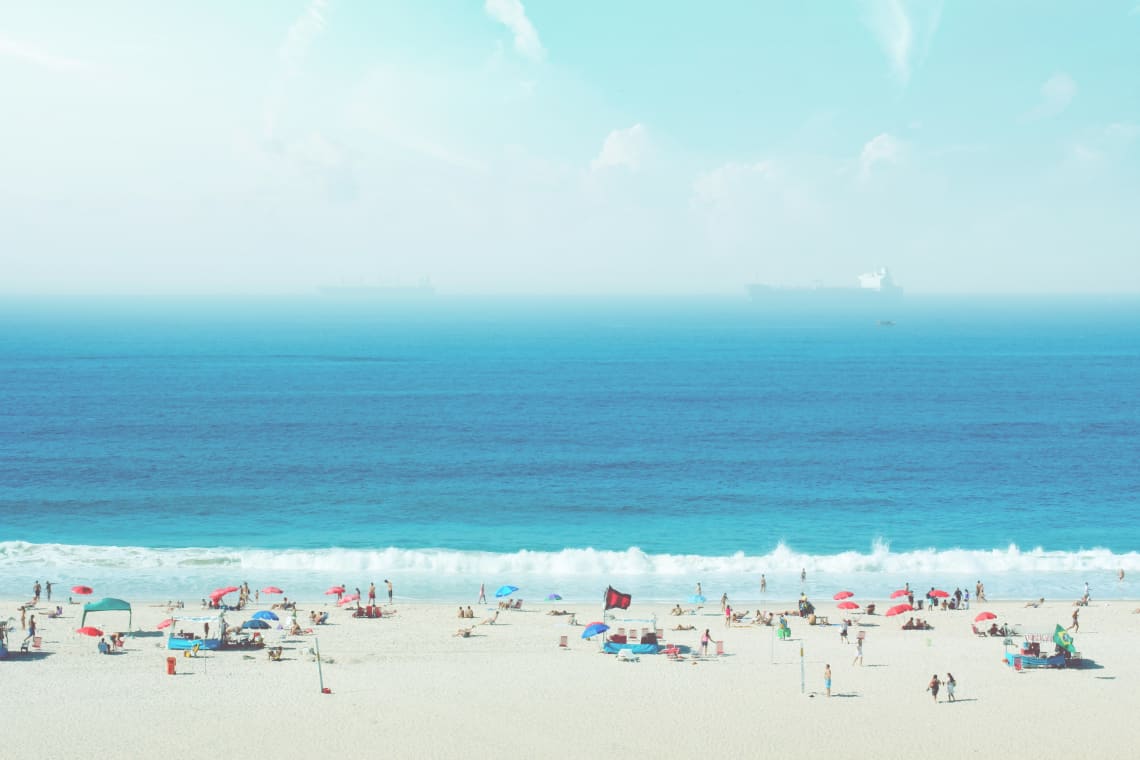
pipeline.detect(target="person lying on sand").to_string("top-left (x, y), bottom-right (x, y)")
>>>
top-left (454, 627), bottom-right (474, 637)
top-left (672, 624), bottom-right (696, 631)
top-left (546, 609), bottom-right (574, 616)
top-left (479, 611), bottom-right (499, 626)
top-left (1026, 598), bottom-right (1045, 608)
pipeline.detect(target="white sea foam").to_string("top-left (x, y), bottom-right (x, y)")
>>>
top-left (2, 540), bottom-right (1137, 602)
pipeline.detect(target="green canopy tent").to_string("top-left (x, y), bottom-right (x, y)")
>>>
top-left (81, 598), bottom-right (132, 631)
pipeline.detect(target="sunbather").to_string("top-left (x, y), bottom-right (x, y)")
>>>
top-left (1026, 598), bottom-right (1045, 608)
top-left (479, 611), bottom-right (499, 626)
top-left (672, 624), bottom-right (696, 631)
top-left (454, 627), bottom-right (474, 637)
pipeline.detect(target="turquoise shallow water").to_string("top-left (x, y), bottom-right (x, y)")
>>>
top-left (1, 295), bottom-right (1138, 602)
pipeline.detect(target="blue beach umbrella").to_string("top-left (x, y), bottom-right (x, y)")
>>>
top-left (241, 619), bottom-right (270, 630)
top-left (495, 585), bottom-right (519, 598)
top-left (252, 610), bottom-right (278, 621)
top-left (689, 594), bottom-right (707, 604)
top-left (582, 622), bottom-right (609, 639)
top-left (547, 593), bottom-right (562, 601)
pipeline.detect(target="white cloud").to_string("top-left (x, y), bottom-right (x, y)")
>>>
top-left (859, 133), bottom-right (902, 179)
top-left (280, 0), bottom-right (329, 69)
top-left (0, 35), bottom-right (90, 73)
top-left (864, 0), bottom-right (942, 84)
top-left (1105, 122), bottom-right (1139, 141)
top-left (484, 0), bottom-right (545, 62)
top-left (1028, 73), bottom-right (1077, 119)
top-left (591, 124), bottom-right (648, 172)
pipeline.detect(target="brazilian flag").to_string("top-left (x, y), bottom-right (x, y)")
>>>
top-left (1054, 624), bottom-right (1076, 654)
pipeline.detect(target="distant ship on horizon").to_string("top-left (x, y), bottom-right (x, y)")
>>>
top-left (319, 277), bottom-right (436, 298)
top-left (747, 268), bottom-right (903, 305)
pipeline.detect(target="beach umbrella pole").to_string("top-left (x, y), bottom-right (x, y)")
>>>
top-left (799, 642), bottom-right (805, 695)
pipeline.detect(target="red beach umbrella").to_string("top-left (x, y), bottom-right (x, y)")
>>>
top-left (209, 589), bottom-right (234, 602)
top-left (837, 601), bottom-right (859, 610)
top-left (220, 586), bottom-right (239, 594)
top-left (76, 626), bottom-right (103, 637)
top-left (974, 611), bottom-right (997, 622)
top-left (261, 586), bottom-right (284, 595)
top-left (885, 603), bottom-right (913, 617)
top-left (157, 619), bottom-right (174, 630)
top-left (833, 591), bottom-right (854, 600)
top-left (71, 585), bottom-right (93, 595)
top-left (324, 586), bottom-right (345, 595)
top-left (337, 593), bottom-right (360, 606)
top-left (890, 589), bottom-right (909, 599)
top-left (930, 589), bottom-right (949, 598)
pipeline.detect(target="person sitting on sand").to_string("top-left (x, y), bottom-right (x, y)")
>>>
top-left (1074, 593), bottom-right (1089, 607)
top-left (454, 627), bottom-right (473, 637)
top-left (671, 605), bottom-right (684, 616)
top-left (98, 637), bottom-right (111, 655)
top-left (1026, 598), bottom-right (1044, 608)
top-left (903, 617), bottom-right (914, 630)
top-left (479, 611), bottom-right (499, 626)
top-left (987, 623), bottom-right (1000, 636)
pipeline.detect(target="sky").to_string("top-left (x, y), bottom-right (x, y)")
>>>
top-left (1, 1), bottom-right (1138, 295)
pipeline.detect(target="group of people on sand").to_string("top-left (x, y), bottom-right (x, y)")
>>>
top-left (456, 606), bottom-right (476, 618)
top-left (927, 673), bottom-right (957, 702)
top-left (901, 617), bottom-right (933, 631)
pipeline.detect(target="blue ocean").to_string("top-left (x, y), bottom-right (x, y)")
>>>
top-left (2, 296), bottom-right (1138, 603)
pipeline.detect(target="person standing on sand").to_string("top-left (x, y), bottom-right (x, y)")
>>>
top-left (369, 582), bottom-right (377, 606)
top-left (824, 664), bottom-right (832, 697)
top-left (976, 580), bottom-right (985, 601)
top-left (927, 674), bottom-right (941, 702)
top-left (852, 636), bottom-right (863, 666)
top-left (385, 579), bottom-right (394, 604)
top-left (724, 604), bottom-right (732, 628)
top-left (1069, 608), bottom-right (1079, 632)
top-left (700, 628), bottom-right (713, 656)
top-left (760, 574), bottom-right (767, 593)
top-left (33, 580), bottom-right (41, 603)
top-left (840, 620), bottom-right (849, 644)
top-left (478, 583), bottom-right (486, 604)
top-left (945, 673), bottom-right (957, 702)
top-left (721, 593), bottom-right (728, 612)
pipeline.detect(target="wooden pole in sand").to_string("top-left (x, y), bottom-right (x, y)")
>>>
top-left (799, 642), bottom-right (805, 694)
top-left (314, 636), bottom-right (326, 693)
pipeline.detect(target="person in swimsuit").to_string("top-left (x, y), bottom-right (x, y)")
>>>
top-left (927, 674), bottom-right (941, 702)
top-left (824, 664), bottom-right (832, 697)
top-left (945, 673), bottom-right (956, 702)
top-left (700, 629), bottom-right (713, 656)
top-left (385, 579), bottom-right (394, 604)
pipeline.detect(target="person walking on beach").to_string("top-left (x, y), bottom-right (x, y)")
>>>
top-left (760, 574), bottom-right (767, 593)
top-left (45, 581), bottom-right (52, 601)
top-left (927, 674), bottom-right (941, 703)
top-left (25, 615), bottom-right (36, 646)
top-left (840, 620), bottom-right (849, 644)
top-left (385, 579), bottom-right (394, 604)
top-left (720, 593), bottom-right (728, 612)
top-left (976, 580), bottom-right (985, 601)
top-left (700, 628), bottom-right (713, 656)
top-left (368, 582), bottom-right (377, 606)
top-left (695, 582), bottom-right (703, 598)
top-left (852, 635), bottom-right (863, 666)
top-left (724, 605), bottom-right (732, 628)
top-left (1069, 608), bottom-right (1080, 632)
top-left (824, 664), bottom-right (832, 697)
top-left (478, 583), bottom-right (486, 604)
top-left (945, 673), bottom-right (957, 702)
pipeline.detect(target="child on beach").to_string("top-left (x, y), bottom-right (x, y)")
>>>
top-left (824, 664), bottom-right (832, 697)
top-left (852, 636), bottom-right (863, 666)
top-left (700, 629), bottom-right (713, 656)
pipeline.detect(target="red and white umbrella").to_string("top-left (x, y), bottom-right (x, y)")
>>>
top-left (261, 586), bottom-right (284, 595)
top-left (324, 586), bottom-right (345, 596)
top-left (974, 611), bottom-right (997, 622)
top-left (889, 589), bottom-right (909, 599)
top-left (76, 626), bottom-right (103, 637)
top-left (157, 619), bottom-right (174, 630)
top-left (885, 603), bottom-right (913, 617)
top-left (837, 601), bottom-right (860, 611)
top-left (71, 585), bottom-right (93, 595)
top-left (930, 589), bottom-right (949, 598)
top-left (337, 593), bottom-right (360, 606)
top-left (833, 591), bottom-right (854, 600)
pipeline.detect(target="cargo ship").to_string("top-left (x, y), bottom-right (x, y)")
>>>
top-left (747, 268), bottom-right (903, 305)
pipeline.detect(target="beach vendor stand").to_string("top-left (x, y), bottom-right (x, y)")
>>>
top-left (600, 586), bottom-right (661, 655)
top-left (80, 598), bottom-right (133, 634)
top-left (166, 612), bottom-right (227, 651)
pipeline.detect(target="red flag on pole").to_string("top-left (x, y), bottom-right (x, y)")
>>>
top-left (604, 586), bottom-right (632, 610)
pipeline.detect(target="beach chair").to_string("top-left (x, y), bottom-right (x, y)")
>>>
top-left (558, 635), bottom-right (568, 648)
top-left (617, 648), bottom-right (639, 663)
top-left (655, 628), bottom-right (664, 640)
top-left (971, 625), bottom-right (987, 637)
top-left (716, 640), bottom-right (725, 656)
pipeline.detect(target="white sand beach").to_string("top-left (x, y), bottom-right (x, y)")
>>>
top-left (3, 596), bottom-right (1137, 758)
